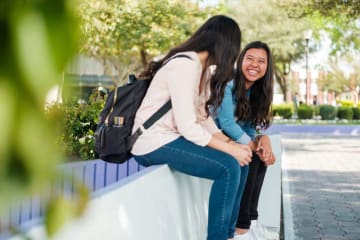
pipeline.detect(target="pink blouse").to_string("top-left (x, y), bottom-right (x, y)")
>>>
top-left (131, 51), bottom-right (220, 155)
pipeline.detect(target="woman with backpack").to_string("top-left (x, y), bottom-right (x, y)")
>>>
top-left (131, 15), bottom-right (252, 240)
top-left (215, 41), bottom-right (277, 240)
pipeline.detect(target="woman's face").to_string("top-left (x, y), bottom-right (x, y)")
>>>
top-left (241, 48), bottom-right (268, 89)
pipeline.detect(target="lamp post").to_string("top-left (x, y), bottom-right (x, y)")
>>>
top-left (304, 30), bottom-right (312, 104)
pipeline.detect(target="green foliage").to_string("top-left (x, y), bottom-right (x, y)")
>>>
top-left (297, 105), bottom-right (314, 119)
top-left (313, 105), bottom-right (320, 116)
top-left (46, 91), bottom-right (105, 161)
top-left (45, 182), bottom-right (89, 235)
top-left (337, 106), bottom-right (353, 120)
top-left (77, 0), bottom-right (219, 83)
top-left (317, 59), bottom-right (349, 95)
top-left (0, 0), bottom-right (90, 236)
top-left (339, 100), bottom-right (354, 107)
top-left (226, 0), bottom-right (313, 101)
top-left (319, 104), bottom-right (336, 120)
top-left (353, 107), bottom-right (360, 120)
top-left (278, 0), bottom-right (360, 55)
top-left (272, 104), bottom-right (293, 119)
top-left (307, 0), bottom-right (360, 18)
top-left (317, 55), bottom-right (360, 100)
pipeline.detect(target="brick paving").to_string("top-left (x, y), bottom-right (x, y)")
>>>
top-left (282, 135), bottom-right (360, 240)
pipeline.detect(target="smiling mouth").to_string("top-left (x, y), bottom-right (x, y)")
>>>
top-left (247, 69), bottom-right (259, 75)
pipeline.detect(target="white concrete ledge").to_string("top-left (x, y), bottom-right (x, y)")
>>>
top-left (9, 135), bottom-right (282, 240)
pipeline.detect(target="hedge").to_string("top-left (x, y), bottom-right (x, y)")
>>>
top-left (272, 104), bottom-right (293, 119)
top-left (319, 105), bottom-right (337, 120)
top-left (297, 105), bottom-right (314, 119)
top-left (353, 107), bottom-right (360, 120)
top-left (337, 106), bottom-right (353, 120)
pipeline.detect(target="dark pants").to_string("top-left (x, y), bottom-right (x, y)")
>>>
top-left (236, 154), bottom-right (267, 229)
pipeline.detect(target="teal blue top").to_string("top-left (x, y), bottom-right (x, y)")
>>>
top-left (215, 80), bottom-right (257, 144)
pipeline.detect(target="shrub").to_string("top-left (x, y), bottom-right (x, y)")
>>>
top-left (272, 104), bottom-right (293, 119)
top-left (319, 105), bottom-right (337, 120)
top-left (353, 107), bottom-right (360, 120)
top-left (313, 105), bottom-right (320, 116)
top-left (337, 106), bottom-right (353, 120)
top-left (297, 105), bottom-right (314, 119)
top-left (339, 100), bottom-right (354, 107)
top-left (46, 91), bottom-right (105, 160)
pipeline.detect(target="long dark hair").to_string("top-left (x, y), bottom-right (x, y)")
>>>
top-left (139, 15), bottom-right (241, 115)
top-left (233, 41), bottom-right (274, 129)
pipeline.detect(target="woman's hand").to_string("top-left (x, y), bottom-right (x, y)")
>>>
top-left (228, 142), bottom-right (252, 167)
top-left (208, 132), bottom-right (252, 166)
top-left (256, 135), bottom-right (276, 166)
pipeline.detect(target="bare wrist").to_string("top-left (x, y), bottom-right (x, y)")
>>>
top-left (248, 141), bottom-right (257, 151)
top-left (255, 135), bottom-right (262, 142)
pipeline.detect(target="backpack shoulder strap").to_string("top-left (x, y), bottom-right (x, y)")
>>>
top-left (128, 55), bottom-right (192, 148)
top-left (143, 54), bottom-right (192, 129)
top-left (142, 54), bottom-right (193, 129)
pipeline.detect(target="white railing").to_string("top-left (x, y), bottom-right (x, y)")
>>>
top-left (0, 159), bottom-right (144, 239)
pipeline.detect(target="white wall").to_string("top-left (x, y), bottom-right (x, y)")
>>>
top-left (10, 135), bottom-right (282, 240)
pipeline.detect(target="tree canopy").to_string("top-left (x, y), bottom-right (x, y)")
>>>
top-left (78, 0), bottom-right (220, 83)
top-left (226, 0), bottom-right (313, 100)
top-left (278, 0), bottom-right (360, 55)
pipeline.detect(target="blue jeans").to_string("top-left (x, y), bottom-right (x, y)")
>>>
top-left (134, 137), bottom-right (249, 240)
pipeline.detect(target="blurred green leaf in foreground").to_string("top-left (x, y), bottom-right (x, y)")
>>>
top-left (0, 0), bottom-right (88, 236)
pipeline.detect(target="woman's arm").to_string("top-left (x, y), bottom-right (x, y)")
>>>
top-left (167, 56), bottom-right (214, 146)
top-left (166, 57), bottom-right (252, 166)
top-left (216, 82), bottom-right (257, 151)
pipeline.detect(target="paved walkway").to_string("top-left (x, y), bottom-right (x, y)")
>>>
top-left (282, 134), bottom-right (360, 240)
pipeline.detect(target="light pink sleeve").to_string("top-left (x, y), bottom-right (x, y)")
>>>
top-left (202, 116), bottom-right (221, 135)
top-left (165, 58), bottom-right (212, 146)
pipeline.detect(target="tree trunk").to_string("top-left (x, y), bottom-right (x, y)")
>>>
top-left (140, 49), bottom-right (147, 69)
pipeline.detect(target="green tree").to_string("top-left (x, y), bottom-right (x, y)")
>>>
top-left (317, 59), bottom-right (348, 99)
top-left (278, 0), bottom-right (360, 55)
top-left (348, 55), bottom-right (360, 101)
top-left (318, 54), bottom-right (360, 102)
top-left (226, 0), bottom-right (313, 101)
top-left (78, 0), bottom-right (219, 83)
top-left (0, 0), bottom-right (88, 236)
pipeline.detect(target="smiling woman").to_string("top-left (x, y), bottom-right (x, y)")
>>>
top-left (241, 48), bottom-right (268, 89)
top-left (214, 41), bottom-right (277, 240)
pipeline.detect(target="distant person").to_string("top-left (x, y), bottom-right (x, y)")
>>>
top-left (131, 15), bottom-right (252, 240)
top-left (215, 41), bottom-right (277, 240)
top-left (312, 95), bottom-right (318, 106)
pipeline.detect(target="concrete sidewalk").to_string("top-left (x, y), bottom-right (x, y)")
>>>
top-left (282, 134), bottom-right (360, 240)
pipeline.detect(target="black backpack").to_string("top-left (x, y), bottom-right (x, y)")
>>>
top-left (94, 55), bottom-right (191, 164)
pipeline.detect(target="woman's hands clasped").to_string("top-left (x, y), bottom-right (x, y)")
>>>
top-left (228, 141), bottom-right (252, 167)
top-left (210, 132), bottom-right (252, 167)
